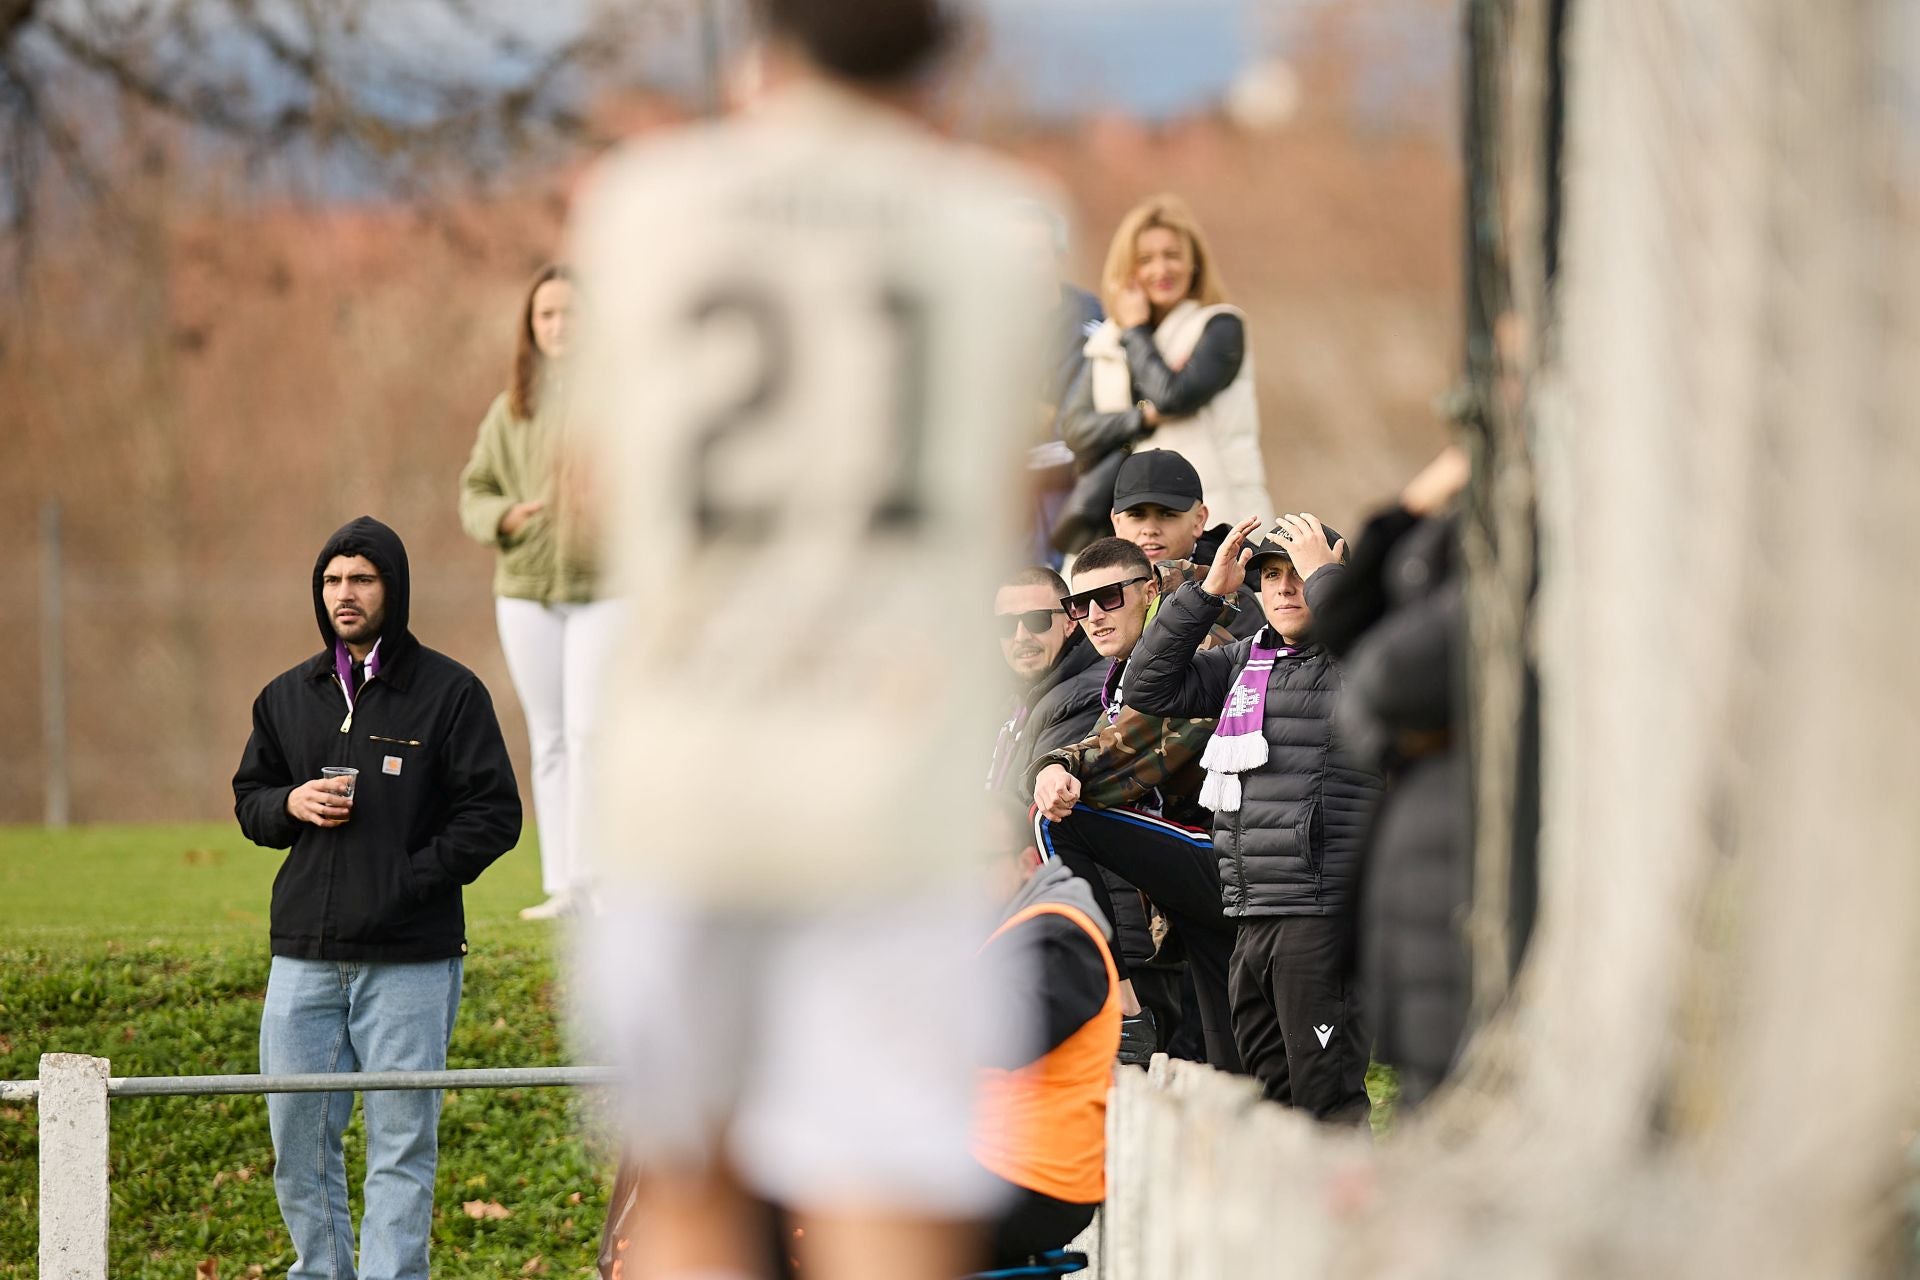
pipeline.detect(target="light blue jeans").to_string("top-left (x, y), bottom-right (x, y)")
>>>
top-left (260, 956), bottom-right (463, 1280)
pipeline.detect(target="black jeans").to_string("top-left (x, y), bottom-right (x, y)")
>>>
top-left (1036, 805), bottom-right (1243, 1074)
top-left (987, 1181), bottom-right (1097, 1267)
top-left (1229, 915), bottom-right (1371, 1125)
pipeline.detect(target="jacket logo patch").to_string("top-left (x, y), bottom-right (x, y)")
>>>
top-left (382, 755), bottom-right (403, 776)
top-left (1313, 1023), bottom-right (1335, 1048)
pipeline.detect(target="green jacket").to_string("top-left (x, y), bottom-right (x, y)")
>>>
top-left (457, 389), bottom-right (599, 604)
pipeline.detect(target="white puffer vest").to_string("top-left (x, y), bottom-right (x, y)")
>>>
top-left (1085, 299), bottom-right (1273, 526)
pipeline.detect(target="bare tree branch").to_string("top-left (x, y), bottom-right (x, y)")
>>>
top-left (0, 0), bottom-right (652, 254)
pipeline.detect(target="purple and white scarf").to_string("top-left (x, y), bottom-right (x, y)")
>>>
top-left (333, 638), bottom-right (381, 715)
top-left (1198, 638), bottom-right (1293, 813)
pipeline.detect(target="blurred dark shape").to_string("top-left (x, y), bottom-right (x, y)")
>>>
top-left (1314, 497), bottom-right (1470, 1109)
top-left (755, 0), bottom-right (951, 84)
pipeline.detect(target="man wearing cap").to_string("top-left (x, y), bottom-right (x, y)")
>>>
top-left (1108, 450), bottom-right (1264, 640)
top-left (1125, 512), bottom-right (1384, 1125)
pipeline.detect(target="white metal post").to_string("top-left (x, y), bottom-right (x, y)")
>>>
top-left (39, 1053), bottom-right (109, 1280)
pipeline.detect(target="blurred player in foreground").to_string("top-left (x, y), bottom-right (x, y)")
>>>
top-left (565, 1), bottom-right (1056, 1277)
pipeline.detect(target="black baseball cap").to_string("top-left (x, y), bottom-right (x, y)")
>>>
top-left (1111, 450), bottom-right (1204, 514)
top-left (1245, 518), bottom-right (1344, 573)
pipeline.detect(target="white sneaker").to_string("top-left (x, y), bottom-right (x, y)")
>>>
top-left (518, 894), bottom-right (574, 921)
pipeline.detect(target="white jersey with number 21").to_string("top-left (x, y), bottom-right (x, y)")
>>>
top-left (571, 81), bottom-right (1052, 904)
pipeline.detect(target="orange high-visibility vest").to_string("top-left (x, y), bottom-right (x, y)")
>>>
top-left (973, 900), bottom-right (1121, 1205)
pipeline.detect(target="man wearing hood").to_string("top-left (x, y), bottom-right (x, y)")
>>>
top-left (233, 515), bottom-right (522, 1280)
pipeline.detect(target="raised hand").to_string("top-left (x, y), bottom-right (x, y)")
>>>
top-left (1202, 515), bottom-right (1265, 599)
top-left (1272, 512), bottom-right (1346, 581)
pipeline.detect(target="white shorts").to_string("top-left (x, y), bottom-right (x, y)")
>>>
top-left (572, 887), bottom-right (1024, 1217)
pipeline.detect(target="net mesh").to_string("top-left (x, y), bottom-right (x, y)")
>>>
top-left (1105, 2), bottom-right (1920, 1274)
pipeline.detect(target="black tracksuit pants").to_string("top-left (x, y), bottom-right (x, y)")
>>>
top-left (1036, 804), bottom-right (1243, 1074)
top-left (1228, 914), bottom-right (1371, 1125)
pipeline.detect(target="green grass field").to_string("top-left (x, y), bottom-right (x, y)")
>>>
top-left (0, 824), bottom-right (609, 1279)
top-left (3, 823), bottom-right (1406, 1278)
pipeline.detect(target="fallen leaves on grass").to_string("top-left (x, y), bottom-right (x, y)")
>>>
top-left (463, 1200), bottom-right (513, 1220)
top-left (520, 1255), bottom-right (548, 1274)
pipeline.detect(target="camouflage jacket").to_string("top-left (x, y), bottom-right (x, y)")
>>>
top-left (1024, 561), bottom-right (1238, 822)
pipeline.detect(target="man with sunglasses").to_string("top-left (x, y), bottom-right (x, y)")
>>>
top-left (987, 566), bottom-right (1164, 1061)
top-left (1024, 537), bottom-right (1244, 1072)
top-left (987, 567), bottom-right (1095, 796)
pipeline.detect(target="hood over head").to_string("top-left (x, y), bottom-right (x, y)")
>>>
top-left (312, 516), bottom-right (414, 659)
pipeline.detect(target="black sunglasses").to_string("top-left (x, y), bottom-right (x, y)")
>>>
top-left (1060, 575), bottom-right (1150, 621)
top-left (994, 607), bottom-right (1063, 637)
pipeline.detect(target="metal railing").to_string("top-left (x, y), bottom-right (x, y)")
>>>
top-left (10, 1052), bottom-right (617, 1280)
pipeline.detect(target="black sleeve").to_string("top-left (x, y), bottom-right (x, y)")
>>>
top-left (1024, 683), bottom-right (1105, 765)
top-left (1058, 357), bottom-right (1150, 463)
top-left (1344, 581), bottom-right (1461, 739)
top-left (233, 689), bottom-right (302, 850)
top-left (978, 912), bottom-right (1113, 1069)
top-left (1303, 505), bottom-right (1424, 655)
top-left (1127, 582), bottom-right (1244, 718)
top-left (401, 678), bottom-right (524, 900)
top-left (1121, 313), bottom-right (1245, 417)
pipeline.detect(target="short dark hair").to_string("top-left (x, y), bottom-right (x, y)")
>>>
top-left (756, 0), bottom-right (952, 84)
top-left (1001, 565), bottom-right (1068, 597)
top-left (1069, 538), bottom-right (1152, 584)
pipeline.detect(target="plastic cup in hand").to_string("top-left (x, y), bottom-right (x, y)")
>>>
top-left (321, 767), bottom-right (359, 801)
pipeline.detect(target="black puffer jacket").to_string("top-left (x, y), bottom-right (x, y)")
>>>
top-left (1128, 577), bottom-right (1382, 918)
top-left (233, 516), bottom-right (522, 961)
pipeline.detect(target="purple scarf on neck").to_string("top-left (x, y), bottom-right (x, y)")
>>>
top-left (333, 639), bottom-right (381, 708)
top-left (1198, 636), bottom-right (1293, 813)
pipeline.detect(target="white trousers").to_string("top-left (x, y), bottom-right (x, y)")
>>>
top-left (494, 596), bottom-right (627, 898)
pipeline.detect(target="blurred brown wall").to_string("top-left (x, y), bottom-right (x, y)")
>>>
top-left (0, 107), bottom-right (1457, 824)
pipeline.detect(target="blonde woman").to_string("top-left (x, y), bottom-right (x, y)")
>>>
top-left (458, 264), bottom-right (617, 920)
top-left (1058, 194), bottom-right (1272, 535)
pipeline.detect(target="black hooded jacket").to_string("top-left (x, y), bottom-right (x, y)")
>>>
top-left (233, 516), bottom-right (522, 960)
